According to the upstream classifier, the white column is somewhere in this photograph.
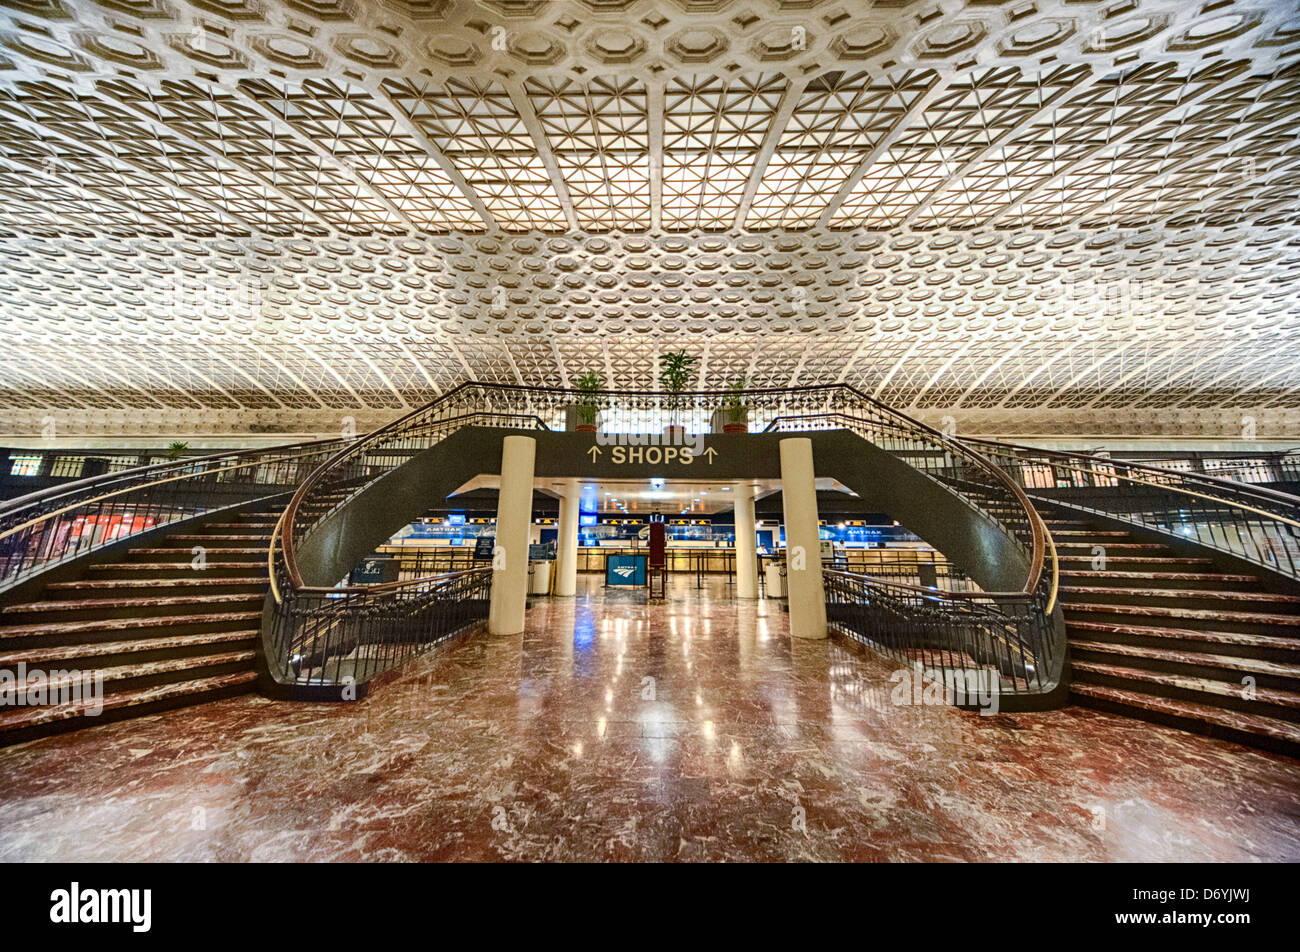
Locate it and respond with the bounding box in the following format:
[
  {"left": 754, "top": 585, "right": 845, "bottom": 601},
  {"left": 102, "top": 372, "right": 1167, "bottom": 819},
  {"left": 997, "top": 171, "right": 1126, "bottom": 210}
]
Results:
[
  {"left": 554, "top": 478, "right": 580, "bottom": 597},
  {"left": 733, "top": 484, "right": 758, "bottom": 599},
  {"left": 779, "top": 437, "right": 827, "bottom": 639},
  {"left": 489, "top": 435, "right": 536, "bottom": 636}
]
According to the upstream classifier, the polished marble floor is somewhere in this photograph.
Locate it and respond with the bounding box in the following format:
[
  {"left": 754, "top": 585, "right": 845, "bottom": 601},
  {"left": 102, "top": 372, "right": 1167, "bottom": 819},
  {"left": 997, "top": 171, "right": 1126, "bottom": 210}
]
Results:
[{"left": 1, "top": 575, "right": 1297, "bottom": 862}]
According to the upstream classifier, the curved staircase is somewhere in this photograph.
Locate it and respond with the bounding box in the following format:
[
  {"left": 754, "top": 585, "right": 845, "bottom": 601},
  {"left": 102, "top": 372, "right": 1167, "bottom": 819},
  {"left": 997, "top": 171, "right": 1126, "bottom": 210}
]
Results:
[
  {"left": 0, "top": 507, "right": 275, "bottom": 746},
  {"left": 1045, "top": 509, "right": 1300, "bottom": 757},
  {"left": 1, "top": 383, "right": 1298, "bottom": 761}
]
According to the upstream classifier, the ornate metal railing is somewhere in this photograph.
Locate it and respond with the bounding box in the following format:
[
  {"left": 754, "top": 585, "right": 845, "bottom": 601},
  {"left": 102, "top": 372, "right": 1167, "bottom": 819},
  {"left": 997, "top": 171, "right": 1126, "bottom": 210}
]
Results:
[
  {"left": 968, "top": 439, "right": 1300, "bottom": 581},
  {"left": 823, "top": 571, "right": 1056, "bottom": 703},
  {"left": 756, "top": 404, "right": 1060, "bottom": 704},
  {"left": 0, "top": 439, "right": 344, "bottom": 594},
  {"left": 1084, "top": 449, "right": 1300, "bottom": 488},
  {"left": 266, "top": 396, "right": 557, "bottom": 689},
  {"left": 267, "top": 566, "right": 492, "bottom": 688},
  {"left": 268, "top": 382, "right": 1063, "bottom": 704}
]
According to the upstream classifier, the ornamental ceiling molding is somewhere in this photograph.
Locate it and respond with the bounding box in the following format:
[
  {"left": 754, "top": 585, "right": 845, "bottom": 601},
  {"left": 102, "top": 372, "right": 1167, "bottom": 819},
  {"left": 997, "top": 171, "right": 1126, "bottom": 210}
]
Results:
[{"left": 0, "top": 0, "right": 1295, "bottom": 438}]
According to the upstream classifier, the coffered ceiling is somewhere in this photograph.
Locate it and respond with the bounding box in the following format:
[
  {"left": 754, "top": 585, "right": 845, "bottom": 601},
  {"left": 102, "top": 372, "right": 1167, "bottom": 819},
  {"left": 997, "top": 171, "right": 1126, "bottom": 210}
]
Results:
[{"left": 0, "top": 0, "right": 1297, "bottom": 440}]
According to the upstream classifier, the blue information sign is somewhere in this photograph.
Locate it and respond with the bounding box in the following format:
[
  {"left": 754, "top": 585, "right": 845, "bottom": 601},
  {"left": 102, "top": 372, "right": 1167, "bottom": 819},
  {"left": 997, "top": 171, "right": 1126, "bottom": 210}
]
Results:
[{"left": 605, "top": 554, "right": 646, "bottom": 586}]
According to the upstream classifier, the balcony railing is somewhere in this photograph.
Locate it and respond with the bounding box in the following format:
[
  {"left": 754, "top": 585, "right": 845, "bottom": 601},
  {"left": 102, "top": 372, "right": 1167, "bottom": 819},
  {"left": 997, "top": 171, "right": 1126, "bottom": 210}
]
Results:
[
  {"left": 968, "top": 439, "right": 1300, "bottom": 581},
  {"left": 0, "top": 439, "right": 344, "bottom": 595}
]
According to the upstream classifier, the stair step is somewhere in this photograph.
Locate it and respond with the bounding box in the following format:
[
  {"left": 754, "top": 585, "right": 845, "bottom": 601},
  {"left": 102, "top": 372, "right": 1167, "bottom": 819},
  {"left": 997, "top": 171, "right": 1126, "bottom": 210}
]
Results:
[
  {"left": 161, "top": 534, "right": 272, "bottom": 542},
  {"left": 1072, "top": 660, "right": 1300, "bottom": 711},
  {"left": 2, "top": 593, "right": 262, "bottom": 615},
  {"left": 87, "top": 562, "right": 265, "bottom": 575},
  {"left": 1066, "top": 620, "right": 1300, "bottom": 655},
  {"left": 1053, "top": 542, "right": 1171, "bottom": 551},
  {"left": 1064, "top": 602, "right": 1300, "bottom": 629},
  {"left": 126, "top": 548, "right": 264, "bottom": 562},
  {"left": 1071, "top": 682, "right": 1300, "bottom": 750},
  {"left": 0, "top": 611, "right": 262, "bottom": 644},
  {"left": 1051, "top": 530, "right": 1133, "bottom": 538},
  {"left": 1057, "top": 556, "right": 1214, "bottom": 566},
  {"left": 0, "top": 629, "right": 259, "bottom": 668},
  {"left": 0, "top": 670, "right": 257, "bottom": 739},
  {"left": 1059, "top": 571, "right": 1256, "bottom": 584},
  {"left": 128, "top": 547, "right": 265, "bottom": 554},
  {"left": 1061, "top": 585, "right": 1300, "bottom": 605},
  {"left": 1, "top": 650, "right": 254, "bottom": 693},
  {"left": 1069, "top": 639, "right": 1300, "bottom": 682},
  {"left": 45, "top": 577, "right": 266, "bottom": 592}
]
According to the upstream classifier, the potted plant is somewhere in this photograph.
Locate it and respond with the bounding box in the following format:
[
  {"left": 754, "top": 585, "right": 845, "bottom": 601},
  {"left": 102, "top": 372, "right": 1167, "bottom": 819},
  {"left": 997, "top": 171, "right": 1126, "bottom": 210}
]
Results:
[
  {"left": 658, "top": 349, "right": 698, "bottom": 440},
  {"left": 573, "top": 371, "right": 603, "bottom": 433},
  {"left": 165, "top": 440, "right": 189, "bottom": 460},
  {"left": 722, "top": 377, "right": 749, "bottom": 434}
]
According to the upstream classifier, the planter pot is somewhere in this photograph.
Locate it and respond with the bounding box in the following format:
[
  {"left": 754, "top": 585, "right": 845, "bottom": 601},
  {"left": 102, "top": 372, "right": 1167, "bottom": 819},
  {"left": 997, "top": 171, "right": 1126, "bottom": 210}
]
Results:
[
  {"left": 663, "top": 424, "right": 686, "bottom": 441},
  {"left": 565, "top": 404, "right": 600, "bottom": 431},
  {"left": 723, "top": 422, "right": 748, "bottom": 434}
]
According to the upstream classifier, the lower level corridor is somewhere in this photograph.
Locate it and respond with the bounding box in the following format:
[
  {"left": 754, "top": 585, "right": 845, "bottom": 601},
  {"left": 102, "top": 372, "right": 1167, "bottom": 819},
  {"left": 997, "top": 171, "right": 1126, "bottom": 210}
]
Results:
[{"left": 0, "top": 576, "right": 1297, "bottom": 862}]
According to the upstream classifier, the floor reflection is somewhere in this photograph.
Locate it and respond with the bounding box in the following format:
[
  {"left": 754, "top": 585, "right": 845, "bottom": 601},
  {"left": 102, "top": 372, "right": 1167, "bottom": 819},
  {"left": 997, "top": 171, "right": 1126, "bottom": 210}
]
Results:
[{"left": 0, "top": 574, "right": 1297, "bottom": 862}]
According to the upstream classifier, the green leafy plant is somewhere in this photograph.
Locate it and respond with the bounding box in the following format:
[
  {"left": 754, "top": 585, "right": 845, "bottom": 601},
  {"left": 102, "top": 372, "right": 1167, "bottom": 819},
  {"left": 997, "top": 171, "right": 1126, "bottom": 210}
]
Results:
[
  {"left": 658, "top": 350, "right": 699, "bottom": 429},
  {"left": 574, "top": 371, "right": 603, "bottom": 426},
  {"left": 658, "top": 350, "right": 698, "bottom": 395},
  {"left": 723, "top": 376, "right": 749, "bottom": 423},
  {"left": 165, "top": 440, "right": 189, "bottom": 460}
]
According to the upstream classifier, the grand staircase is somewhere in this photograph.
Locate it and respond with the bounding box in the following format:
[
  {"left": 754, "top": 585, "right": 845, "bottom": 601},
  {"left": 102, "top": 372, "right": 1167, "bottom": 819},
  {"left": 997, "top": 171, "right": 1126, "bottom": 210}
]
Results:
[
  {"left": 1045, "top": 509, "right": 1300, "bottom": 757},
  {"left": 0, "top": 507, "right": 274, "bottom": 746},
  {"left": 1, "top": 383, "right": 1298, "bottom": 760}
]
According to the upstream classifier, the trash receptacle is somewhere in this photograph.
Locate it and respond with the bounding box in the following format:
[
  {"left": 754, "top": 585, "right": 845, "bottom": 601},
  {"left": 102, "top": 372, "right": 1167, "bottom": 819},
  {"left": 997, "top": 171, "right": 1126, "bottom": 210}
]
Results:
[
  {"left": 529, "top": 560, "right": 551, "bottom": 595},
  {"left": 764, "top": 561, "right": 786, "bottom": 598}
]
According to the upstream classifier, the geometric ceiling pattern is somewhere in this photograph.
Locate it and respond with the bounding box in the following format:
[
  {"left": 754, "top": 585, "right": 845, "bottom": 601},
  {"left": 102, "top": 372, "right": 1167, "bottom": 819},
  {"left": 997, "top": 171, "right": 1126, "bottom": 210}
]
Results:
[{"left": 0, "top": 0, "right": 1298, "bottom": 440}]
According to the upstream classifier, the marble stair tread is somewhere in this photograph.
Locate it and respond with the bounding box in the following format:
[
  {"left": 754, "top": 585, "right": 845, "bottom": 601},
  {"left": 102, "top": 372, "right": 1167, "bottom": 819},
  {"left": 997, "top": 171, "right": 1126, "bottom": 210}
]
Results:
[
  {"left": 1060, "top": 585, "right": 1300, "bottom": 604},
  {"left": 0, "top": 593, "right": 263, "bottom": 615},
  {"left": 0, "top": 650, "right": 255, "bottom": 692},
  {"left": 1068, "top": 639, "right": 1300, "bottom": 680},
  {"left": 1056, "top": 556, "right": 1215, "bottom": 566},
  {"left": 0, "top": 670, "right": 257, "bottom": 734},
  {"left": 1070, "top": 682, "right": 1300, "bottom": 745},
  {"left": 1059, "top": 570, "right": 1258, "bottom": 584},
  {"left": 44, "top": 577, "right": 266, "bottom": 591},
  {"left": 1064, "top": 602, "right": 1300, "bottom": 627},
  {"left": 163, "top": 534, "right": 273, "bottom": 541},
  {"left": 130, "top": 546, "right": 266, "bottom": 553},
  {"left": 1066, "top": 619, "right": 1300, "bottom": 653},
  {"left": 1053, "top": 542, "right": 1172, "bottom": 551},
  {"left": 1050, "top": 530, "right": 1133, "bottom": 537},
  {"left": 1072, "top": 660, "right": 1300, "bottom": 710},
  {"left": 88, "top": 562, "right": 265, "bottom": 573},
  {"left": 0, "top": 629, "right": 259, "bottom": 667},
  {"left": 0, "top": 611, "right": 262, "bottom": 643}
]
